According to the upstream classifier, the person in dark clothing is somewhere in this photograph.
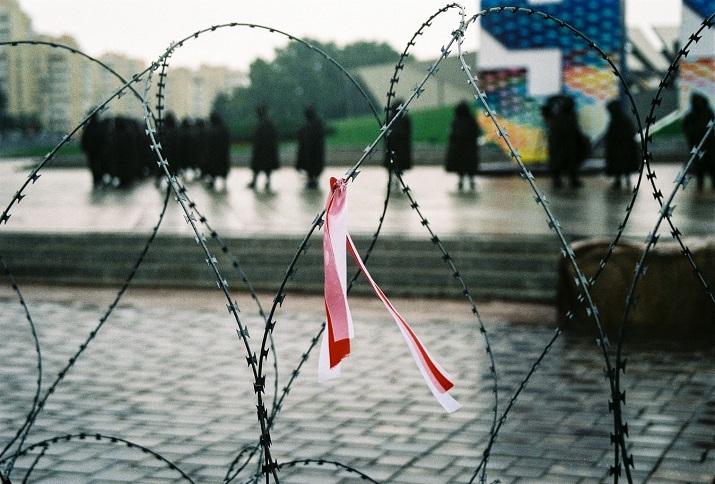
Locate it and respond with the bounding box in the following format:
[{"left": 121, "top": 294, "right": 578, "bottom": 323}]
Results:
[
  {"left": 542, "top": 94, "right": 589, "bottom": 189},
  {"left": 113, "top": 116, "right": 139, "bottom": 188},
  {"left": 248, "top": 105, "right": 279, "bottom": 191},
  {"left": 205, "top": 111, "right": 231, "bottom": 190},
  {"left": 153, "top": 112, "right": 179, "bottom": 186},
  {"left": 176, "top": 118, "right": 194, "bottom": 177},
  {"left": 296, "top": 106, "right": 325, "bottom": 189},
  {"left": 99, "top": 117, "right": 119, "bottom": 187},
  {"left": 445, "top": 101, "right": 480, "bottom": 191},
  {"left": 383, "top": 99, "right": 412, "bottom": 190},
  {"left": 604, "top": 99, "right": 640, "bottom": 190},
  {"left": 682, "top": 92, "right": 715, "bottom": 191},
  {"left": 80, "top": 112, "right": 106, "bottom": 188},
  {"left": 193, "top": 119, "right": 210, "bottom": 179}
]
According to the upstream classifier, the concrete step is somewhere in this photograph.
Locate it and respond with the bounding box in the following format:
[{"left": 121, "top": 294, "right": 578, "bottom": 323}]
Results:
[{"left": 0, "top": 232, "right": 563, "bottom": 302}]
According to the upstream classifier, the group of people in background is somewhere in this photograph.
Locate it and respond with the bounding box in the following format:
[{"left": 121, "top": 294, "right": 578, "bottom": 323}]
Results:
[
  {"left": 81, "top": 94, "right": 714, "bottom": 195},
  {"left": 387, "top": 91, "right": 713, "bottom": 195},
  {"left": 541, "top": 94, "right": 591, "bottom": 189},
  {"left": 601, "top": 92, "right": 714, "bottom": 193},
  {"left": 384, "top": 98, "right": 480, "bottom": 192},
  {"left": 541, "top": 92, "right": 714, "bottom": 193},
  {"left": 80, "top": 111, "right": 231, "bottom": 190},
  {"left": 248, "top": 105, "right": 326, "bottom": 191}
]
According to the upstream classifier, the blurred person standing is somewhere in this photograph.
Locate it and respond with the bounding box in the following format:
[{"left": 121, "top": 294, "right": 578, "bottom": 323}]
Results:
[
  {"left": 604, "top": 99, "right": 640, "bottom": 190},
  {"left": 383, "top": 99, "right": 412, "bottom": 190},
  {"left": 542, "top": 94, "right": 588, "bottom": 189},
  {"left": 682, "top": 92, "right": 715, "bottom": 191},
  {"left": 295, "top": 106, "right": 325, "bottom": 189},
  {"left": 248, "top": 105, "right": 279, "bottom": 191},
  {"left": 80, "top": 112, "right": 105, "bottom": 189},
  {"left": 206, "top": 111, "right": 231, "bottom": 190},
  {"left": 444, "top": 101, "right": 480, "bottom": 191}
]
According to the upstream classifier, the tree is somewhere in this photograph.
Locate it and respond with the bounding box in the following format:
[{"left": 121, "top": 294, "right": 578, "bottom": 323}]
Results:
[{"left": 215, "top": 39, "right": 398, "bottom": 141}]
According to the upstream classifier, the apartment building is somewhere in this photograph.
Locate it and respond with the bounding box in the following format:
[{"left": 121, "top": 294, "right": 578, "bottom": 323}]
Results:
[
  {"left": 0, "top": 0, "right": 37, "bottom": 120},
  {"left": 0, "top": 0, "right": 245, "bottom": 134}
]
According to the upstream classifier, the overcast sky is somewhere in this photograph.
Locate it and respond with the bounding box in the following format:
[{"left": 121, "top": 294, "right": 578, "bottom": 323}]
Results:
[{"left": 16, "top": 0, "right": 682, "bottom": 71}]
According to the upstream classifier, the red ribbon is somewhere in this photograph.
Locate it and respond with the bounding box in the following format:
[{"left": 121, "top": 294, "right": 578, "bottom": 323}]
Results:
[{"left": 320, "top": 177, "right": 460, "bottom": 412}]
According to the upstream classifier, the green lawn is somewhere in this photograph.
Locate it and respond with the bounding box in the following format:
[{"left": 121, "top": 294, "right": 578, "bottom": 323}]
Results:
[
  {"left": 325, "top": 104, "right": 684, "bottom": 147},
  {"left": 0, "top": 105, "right": 685, "bottom": 159},
  {"left": 326, "top": 105, "right": 455, "bottom": 146}
]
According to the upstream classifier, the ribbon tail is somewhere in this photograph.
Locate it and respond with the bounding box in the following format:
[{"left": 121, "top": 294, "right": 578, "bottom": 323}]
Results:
[
  {"left": 320, "top": 177, "right": 353, "bottom": 378},
  {"left": 318, "top": 323, "right": 341, "bottom": 381},
  {"left": 346, "top": 234, "right": 460, "bottom": 413},
  {"left": 393, "top": 316, "right": 462, "bottom": 413}
]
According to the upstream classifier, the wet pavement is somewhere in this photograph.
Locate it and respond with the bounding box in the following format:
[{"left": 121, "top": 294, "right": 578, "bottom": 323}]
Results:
[
  {"left": 0, "top": 158, "right": 714, "bottom": 240},
  {"left": 0, "top": 158, "right": 714, "bottom": 483},
  {"left": 0, "top": 285, "right": 714, "bottom": 483}
]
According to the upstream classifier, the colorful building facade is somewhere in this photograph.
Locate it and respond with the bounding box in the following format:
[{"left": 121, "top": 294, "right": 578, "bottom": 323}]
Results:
[
  {"left": 478, "top": 0, "right": 626, "bottom": 162},
  {"left": 678, "top": 1, "right": 715, "bottom": 112}
]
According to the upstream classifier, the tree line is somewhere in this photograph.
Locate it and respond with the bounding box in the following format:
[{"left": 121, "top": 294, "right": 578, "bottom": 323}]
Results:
[{"left": 211, "top": 39, "right": 400, "bottom": 143}]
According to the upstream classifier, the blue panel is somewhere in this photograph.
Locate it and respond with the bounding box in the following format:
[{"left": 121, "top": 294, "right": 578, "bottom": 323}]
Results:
[
  {"left": 683, "top": 0, "right": 715, "bottom": 19},
  {"left": 481, "top": 0, "right": 622, "bottom": 53}
]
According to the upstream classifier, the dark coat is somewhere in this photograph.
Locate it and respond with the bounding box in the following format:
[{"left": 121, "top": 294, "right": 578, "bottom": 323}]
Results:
[
  {"left": 383, "top": 110, "right": 412, "bottom": 171},
  {"left": 605, "top": 102, "right": 640, "bottom": 176},
  {"left": 543, "top": 95, "right": 588, "bottom": 172},
  {"left": 683, "top": 94, "right": 715, "bottom": 169},
  {"left": 80, "top": 114, "right": 105, "bottom": 184},
  {"left": 296, "top": 113, "right": 325, "bottom": 177},
  {"left": 113, "top": 117, "right": 139, "bottom": 186},
  {"left": 251, "top": 116, "right": 279, "bottom": 173},
  {"left": 445, "top": 103, "right": 479, "bottom": 175},
  {"left": 206, "top": 114, "right": 231, "bottom": 178},
  {"left": 158, "top": 113, "right": 180, "bottom": 176}
]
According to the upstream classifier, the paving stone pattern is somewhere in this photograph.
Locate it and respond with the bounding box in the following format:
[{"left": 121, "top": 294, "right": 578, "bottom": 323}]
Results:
[{"left": 1, "top": 294, "right": 713, "bottom": 483}]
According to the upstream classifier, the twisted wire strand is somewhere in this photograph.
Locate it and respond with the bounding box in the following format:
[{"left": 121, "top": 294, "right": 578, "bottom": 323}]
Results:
[
  {"left": 153, "top": 52, "right": 279, "bottom": 483},
  {"left": 141, "top": 66, "right": 283, "bottom": 480},
  {"left": 345, "top": 4, "right": 463, "bottom": 294},
  {"left": 8, "top": 433, "right": 194, "bottom": 483},
  {"left": 611, "top": 12, "right": 715, "bottom": 480},
  {"left": 373, "top": 15, "right": 503, "bottom": 482},
  {"left": 141, "top": 23, "right": 393, "bottom": 483},
  {"left": 0, "top": 40, "right": 173, "bottom": 480},
  {"left": 0, "top": 185, "right": 174, "bottom": 478},
  {"left": 0, "top": 255, "right": 42, "bottom": 476},
  {"left": 248, "top": 15, "right": 472, "bottom": 482},
  {"left": 276, "top": 458, "right": 380, "bottom": 483},
  {"left": 457, "top": 7, "right": 649, "bottom": 482}
]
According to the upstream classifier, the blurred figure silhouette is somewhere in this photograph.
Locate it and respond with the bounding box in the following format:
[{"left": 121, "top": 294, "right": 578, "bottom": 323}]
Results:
[
  {"left": 682, "top": 92, "right": 715, "bottom": 191},
  {"left": 112, "top": 116, "right": 139, "bottom": 188},
  {"left": 206, "top": 111, "right": 231, "bottom": 190},
  {"left": 542, "top": 94, "right": 589, "bottom": 189},
  {"left": 248, "top": 105, "right": 279, "bottom": 191},
  {"left": 296, "top": 106, "right": 325, "bottom": 189},
  {"left": 154, "top": 112, "right": 179, "bottom": 186},
  {"left": 80, "top": 112, "right": 105, "bottom": 189},
  {"left": 445, "top": 101, "right": 480, "bottom": 191},
  {"left": 383, "top": 98, "right": 412, "bottom": 190},
  {"left": 604, "top": 100, "right": 640, "bottom": 190}
]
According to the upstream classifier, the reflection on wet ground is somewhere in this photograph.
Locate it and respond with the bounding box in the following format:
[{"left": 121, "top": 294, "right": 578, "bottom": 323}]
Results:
[{"left": 1, "top": 159, "right": 713, "bottom": 241}]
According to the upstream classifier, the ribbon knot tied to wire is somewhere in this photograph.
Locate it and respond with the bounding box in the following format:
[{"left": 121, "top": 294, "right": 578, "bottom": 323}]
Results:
[{"left": 319, "top": 176, "right": 460, "bottom": 413}]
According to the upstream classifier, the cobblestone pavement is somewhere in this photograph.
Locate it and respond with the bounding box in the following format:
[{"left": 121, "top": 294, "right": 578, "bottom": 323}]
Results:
[{"left": 1, "top": 287, "right": 713, "bottom": 483}]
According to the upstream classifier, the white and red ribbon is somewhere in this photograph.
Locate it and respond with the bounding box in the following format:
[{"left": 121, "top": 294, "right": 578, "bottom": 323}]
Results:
[{"left": 320, "top": 176, "right": 460, "bottom": 413}]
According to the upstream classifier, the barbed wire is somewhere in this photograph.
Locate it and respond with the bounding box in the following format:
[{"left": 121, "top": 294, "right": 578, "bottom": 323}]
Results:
[{"left": 0, "top": 5, "right": 714, "bottom": 484}]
